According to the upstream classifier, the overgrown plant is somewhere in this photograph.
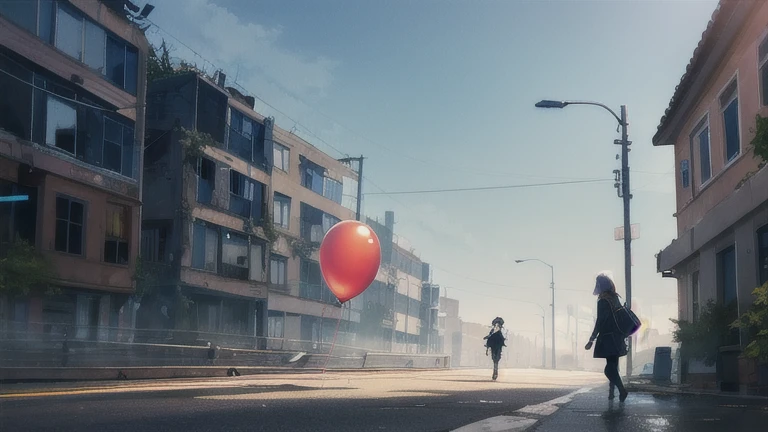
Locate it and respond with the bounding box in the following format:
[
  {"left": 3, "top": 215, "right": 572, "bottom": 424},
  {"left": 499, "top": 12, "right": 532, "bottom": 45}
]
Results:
[
  {"left": 0, "top": 240, "right": 56, "bottom": 297},
  {"left": 751, "top": 114, "right": 768, "bottom": 164},
  {"left": 289, "top": 237, "right": 319, "bottom": 260},
  {"left": 147, "top": 40, "right": 200, "bottom": 83},
  {"left": 132, "top": 255, "right": 157, "bottom": 301},
  {"left": 671, "top": 300, "right": 738, "bottom": 366},
  {"left": 731, "top": 282, "right": 768, "bottom": 363},
  {"left": 260, "top": 216, "right": 279, "bottom": 244},
  {"left": 180, "top": 127, "right": 218, "bottom": 166}
]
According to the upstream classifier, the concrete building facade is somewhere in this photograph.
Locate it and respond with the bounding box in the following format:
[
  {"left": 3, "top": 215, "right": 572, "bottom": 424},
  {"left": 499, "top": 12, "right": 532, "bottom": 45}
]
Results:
[
  {"left": 654, "top": 0, "right": 768, "bottom": 387},
  {"left": 0, "top": 0, "right": 149, "bottom": 340}
]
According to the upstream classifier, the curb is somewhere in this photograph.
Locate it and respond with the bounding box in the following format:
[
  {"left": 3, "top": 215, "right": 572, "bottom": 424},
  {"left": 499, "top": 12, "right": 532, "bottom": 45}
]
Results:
[
  {"left": 0, "top": 366, "right": 448, "bottom": 389},
  {"left": 626, "top": 382, "right": 768, "bottom": 400},
  {"left": 451, "top": 387, "right": 593, "bottom": 432}
]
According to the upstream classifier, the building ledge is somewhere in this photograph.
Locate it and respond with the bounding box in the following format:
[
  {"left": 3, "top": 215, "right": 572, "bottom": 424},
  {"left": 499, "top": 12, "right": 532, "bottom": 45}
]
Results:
[{"left": 658, "top": 163, "right": 768, "bottom": 271}]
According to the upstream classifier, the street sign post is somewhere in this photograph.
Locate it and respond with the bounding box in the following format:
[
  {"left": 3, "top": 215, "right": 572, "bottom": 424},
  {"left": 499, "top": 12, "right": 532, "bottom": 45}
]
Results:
[{"left": 614, "top": 224, "right": 639, "bottom": 241}]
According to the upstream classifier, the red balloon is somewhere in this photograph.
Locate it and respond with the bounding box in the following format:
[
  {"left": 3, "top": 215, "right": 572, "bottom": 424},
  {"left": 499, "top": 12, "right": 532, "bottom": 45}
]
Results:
[{"left": 319, "top": 220, "right": 381, "bottom": 303}]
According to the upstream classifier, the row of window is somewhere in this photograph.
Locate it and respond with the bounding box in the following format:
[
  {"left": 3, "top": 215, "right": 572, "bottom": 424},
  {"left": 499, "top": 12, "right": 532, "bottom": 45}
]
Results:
[
  {"left": 0, "top": 52, "right": 137, "bottom": 179},
  {"left": 0, "top": 0, "right": 139, "bottom": 95},
  {"left": 679, "top": 29, "right": 768, "bottom": 189},
  {"left": 54, "top": 195, "right": 129, "bottom": 265},
  {"left": 190, "top": 219, "right": 294, "bottom": 286},
  {"left": 682, "top": 78, "right": 740, "bottom": 188}
]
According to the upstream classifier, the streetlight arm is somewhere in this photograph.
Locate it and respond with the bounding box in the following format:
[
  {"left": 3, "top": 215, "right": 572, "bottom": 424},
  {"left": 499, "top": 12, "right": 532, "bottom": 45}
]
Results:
[{"left": 561, "top": 101, "right": 623, "bottom": 126}]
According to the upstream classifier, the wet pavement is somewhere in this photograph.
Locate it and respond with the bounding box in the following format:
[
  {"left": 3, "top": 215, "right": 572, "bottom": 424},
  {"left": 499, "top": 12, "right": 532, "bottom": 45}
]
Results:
[
  {"left": 533, "top": 385, "right": 768, "bottom": 432},
  {"left": 0, "top": 369, "right": 602, "bottom": 432}
]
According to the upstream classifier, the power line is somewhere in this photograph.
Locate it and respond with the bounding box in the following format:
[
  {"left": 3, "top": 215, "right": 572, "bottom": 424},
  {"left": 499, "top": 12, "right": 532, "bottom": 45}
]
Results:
[
  {"left": 432, "top": 264, "right": 585, "bottom": 293},
  {"left": 365, "top": 179, "right": 611, "bottom": 196}
]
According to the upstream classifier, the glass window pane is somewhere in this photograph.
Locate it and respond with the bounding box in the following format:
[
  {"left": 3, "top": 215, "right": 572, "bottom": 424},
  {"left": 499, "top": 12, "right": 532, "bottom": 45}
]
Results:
[
  {"left": 249, "top": 244, "right": 263, "bottom": 281},
  {"left": 68, "top": 222, "right": 83, "bottom": 254},
  {"left": 55, "top": 220, "right": 68, "bottom": 252},
  {"left": 724, "top": 100, "right": 740, "bottom": 161},
  {"left": 106, "top": 36, "right": 125, "bottom": 87},
  {"left": 69, "top": 201, "right": 84, "bottom": 224},
  {"left": 39, "top": 0, "right": 55, "bottom": 43},
  {"left": 122, "top": 126, "right": 134, "bottom": 177},
  {"left": 0, "top": 0, "right": 37, "bottom": 34},
  {"left": 205, "top": 227, "right": 218, "bottom": 272},
  {"left": 104, "top": 117, "right": 121, "bottom": 143},
  {"left": 83, "top": 21, "right": 105, "bottom": 72},
  {"left": 191, "top": 223, "right": 206, "bottom": 269},
  {"left": 762, "top": 65, "right": 768, "bottom": 107},
  {"left": 124, "top": 47, "right": 138, "bottom": 95},
  {"left": 103, "top": 142, "right": 121, "bottom": 173},
  {"left": 55, "top": 4, "right": 83, "bottom": 60},
  {"left": 56, "top": 197, "right": 69, "bottom": 220},
  {"left": 46, "top": 97, "right": 77, "bottom": 154},
  {"left": 117, "top": 241, "right": 129, "bottom": 265},
  {"left": 699, "top": 127, "right": 711, "bottom": 183},
  {"left": 104, "top": 240, "right": 117, "bottom": 263}
]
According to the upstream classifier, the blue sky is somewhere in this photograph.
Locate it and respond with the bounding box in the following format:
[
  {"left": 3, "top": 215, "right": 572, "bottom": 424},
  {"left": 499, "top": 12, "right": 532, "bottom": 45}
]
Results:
[{"left": 143, "top": 0, "right": 718, "bottom": 345}]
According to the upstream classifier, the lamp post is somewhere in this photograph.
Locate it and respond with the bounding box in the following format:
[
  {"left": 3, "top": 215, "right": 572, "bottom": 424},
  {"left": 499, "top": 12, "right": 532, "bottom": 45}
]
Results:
[
  {"left": 535, "top": 99, "right": 632, "bottom": 377},
  {"left": 516, "top": 258, "right": 555, "bottom": 370}
]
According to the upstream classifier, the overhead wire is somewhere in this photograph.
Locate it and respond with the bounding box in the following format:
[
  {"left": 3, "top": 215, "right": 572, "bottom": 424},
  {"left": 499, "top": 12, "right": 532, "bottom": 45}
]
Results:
[{"left": 364, "top": 179, "right": 612, "bottom": 196}]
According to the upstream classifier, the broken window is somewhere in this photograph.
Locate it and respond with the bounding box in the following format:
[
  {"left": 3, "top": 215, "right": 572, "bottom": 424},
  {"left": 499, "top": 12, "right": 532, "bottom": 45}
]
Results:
[
  {"left": 45, "top": 96, "right": 77, "bottom": 155},
  {"left": 196, "top": 157, "right": 216, "bottom": 205},
  {"left": 221, "top": 230, "right": 249, "bottom": 280},
  {"left": 55, "top": 196, "right": 85, "bottom": 255},
  {"left": 299, "top": 156, "right": 325, "bottom": 195},
  {"left": 229, "top": 170, "right": 253, "bottom": 218},
  {"left": 104, "top": 203, "right": 129, "bottom": 265}
]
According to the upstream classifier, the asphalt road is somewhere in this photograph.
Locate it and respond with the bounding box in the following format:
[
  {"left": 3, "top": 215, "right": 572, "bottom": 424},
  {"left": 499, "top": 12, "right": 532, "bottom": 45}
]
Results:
[{"left": 0, "top": 369, "right": 602, "bottom": 432}]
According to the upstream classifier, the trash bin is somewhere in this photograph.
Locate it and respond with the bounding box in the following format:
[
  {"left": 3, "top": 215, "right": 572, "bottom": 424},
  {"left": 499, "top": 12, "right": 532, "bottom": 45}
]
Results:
[{"left": 653, "top": 346, "right": 672, "bottom": 383}]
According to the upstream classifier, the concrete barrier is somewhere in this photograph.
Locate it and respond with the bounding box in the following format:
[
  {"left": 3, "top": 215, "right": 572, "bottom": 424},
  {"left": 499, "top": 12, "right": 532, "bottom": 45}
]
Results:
[{"left": 363, "top": 353, "right": 451, "bottom": 369}]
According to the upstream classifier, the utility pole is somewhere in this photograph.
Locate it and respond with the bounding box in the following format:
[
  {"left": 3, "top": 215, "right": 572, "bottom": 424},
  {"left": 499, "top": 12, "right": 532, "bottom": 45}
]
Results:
[
  {"left": 550, "top": 266, "right": 556, "bottom": 370},
  {"left": 337, "top": 155, "right": 364, "bottom": 221},
  {"left": 620, "top": 105, "right": 633, "bottom": 378}
]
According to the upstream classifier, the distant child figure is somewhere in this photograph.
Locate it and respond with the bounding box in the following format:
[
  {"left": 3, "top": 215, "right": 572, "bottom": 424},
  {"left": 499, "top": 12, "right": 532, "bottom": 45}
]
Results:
[{"left": 484, "top": 317, "right": 506, "bottom": 381}]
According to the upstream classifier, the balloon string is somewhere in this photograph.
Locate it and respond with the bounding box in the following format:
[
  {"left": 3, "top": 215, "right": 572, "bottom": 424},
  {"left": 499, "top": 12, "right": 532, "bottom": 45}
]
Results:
[{"left": 321, "top": 301, "right": 345, "bottom": 388}]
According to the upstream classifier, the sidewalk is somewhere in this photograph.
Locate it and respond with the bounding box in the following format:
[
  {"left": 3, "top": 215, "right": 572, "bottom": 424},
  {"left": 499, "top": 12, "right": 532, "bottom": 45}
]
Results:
[
  {"left": 532, "top": 384, "right": 768, "bottom": 432},
  {"left": 626, "top": 376, "right": 768, "bottom": 399}
]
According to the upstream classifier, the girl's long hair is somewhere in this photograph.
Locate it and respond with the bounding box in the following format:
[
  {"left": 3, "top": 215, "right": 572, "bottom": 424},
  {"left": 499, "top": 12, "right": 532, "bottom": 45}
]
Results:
[{"left": 593, "top": 271, "right": 618, "bottom": 298}]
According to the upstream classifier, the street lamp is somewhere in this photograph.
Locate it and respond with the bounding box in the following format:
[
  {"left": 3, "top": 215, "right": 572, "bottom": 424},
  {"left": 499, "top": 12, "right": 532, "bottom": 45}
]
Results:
[
  {"left": 535, "top": 99, "right": 633, "bottom": 377},
  {"left": 516, "top": 258, "right": 556, "bottom": 369}
]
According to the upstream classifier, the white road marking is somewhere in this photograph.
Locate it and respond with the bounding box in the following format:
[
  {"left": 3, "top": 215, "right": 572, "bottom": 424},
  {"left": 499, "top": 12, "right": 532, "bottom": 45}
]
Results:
[
  {"left": 452, "top": 416, "right": 537, "bottom": 432},
  {"left": 451, "top": 387, "right": 594, "bottom": 432}
]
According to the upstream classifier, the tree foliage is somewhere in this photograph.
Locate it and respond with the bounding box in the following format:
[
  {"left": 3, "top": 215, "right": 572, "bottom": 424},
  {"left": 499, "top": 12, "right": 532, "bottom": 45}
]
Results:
[
  {"left": 750, "top": 114, "right": 768, "bottom": 164},
  {"left": 732, "top": 282, "right": 768, "bottom": 363},
  {"left": 179, "top": 127, "right": 218, "bottom": 165},
  {"left": 671, "top": 300, "right": 737, "bottom": 366},
  {"left": 147, "top": 40, "right": 199, "bottom": 83},
  {"left": 0, "top": 240, "right": 56, "bottom": 297}
]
